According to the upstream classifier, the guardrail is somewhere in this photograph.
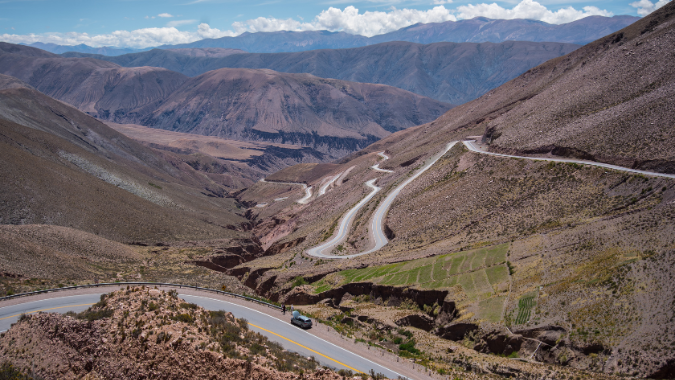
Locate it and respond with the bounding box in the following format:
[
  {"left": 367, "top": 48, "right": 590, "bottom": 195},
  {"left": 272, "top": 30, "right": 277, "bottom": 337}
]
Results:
[{"left": 0, "top": 282, "right": 281, "bottom": 310}]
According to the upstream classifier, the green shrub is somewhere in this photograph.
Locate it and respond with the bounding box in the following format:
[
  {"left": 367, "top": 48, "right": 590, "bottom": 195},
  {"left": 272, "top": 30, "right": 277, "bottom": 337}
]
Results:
[
  {"left": 399, "top": 340, "right": 420, "bottom": 355},
  {"left": 77, "top": 308, "right": 114, "bottom": 321},
  {"left": 0, "top": 361, "right": 36, "bottom": 379},
  {"left": 396, "top": 328, "right": 413, "bottom": 339},
  {"left": 171, "top": 313, "right": 194, "bottom": 324},
  {"left": 291, "top": 276, "right": 308, "bottom": 288},
  {"left": 237, "top": 317, "right": 248, "bottom": 331}
]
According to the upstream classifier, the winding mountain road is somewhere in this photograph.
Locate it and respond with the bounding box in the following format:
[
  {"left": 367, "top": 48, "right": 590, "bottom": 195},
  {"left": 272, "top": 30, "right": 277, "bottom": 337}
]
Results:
[
  {"left": 371, "top": 152, "right": 394, "bottom": 173},
  {"left": 308, "top": 143, "right": 456, "bottom": 259},
  {"left": 259, "top": 178, "right": 313, "bottom": 204},
  {"left": 318, "top": 172, "right": 343, "bottom": 196},
  {"left": 307, "top": 139, "right": 675, "bottom": 259},
  {"left": 463, "top": 140, "right": 675, "bottom": 179},
  {"left": 306, "top": 179, "right": 381, "bottom": 258},
  {"left": 0, "top": 288, "right": 414, "bottom": 379}
]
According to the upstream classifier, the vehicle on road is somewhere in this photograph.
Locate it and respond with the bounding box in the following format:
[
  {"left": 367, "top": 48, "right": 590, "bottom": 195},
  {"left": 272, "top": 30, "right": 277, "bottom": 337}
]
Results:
[{"left": 291, "top": 310, "right": 312, "bottom": 329}]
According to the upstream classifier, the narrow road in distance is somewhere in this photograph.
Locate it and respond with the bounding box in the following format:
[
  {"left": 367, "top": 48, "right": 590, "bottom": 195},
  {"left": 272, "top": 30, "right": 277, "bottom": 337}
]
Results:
[
  {"left": 306, "top": 179, "right": 381, "bottom": 258},
  {"left": 307, "top": 138, "right": 675, "bottom": 260},
  {"left": 307, "top": 142, "right": 456, "bottom": 259},
  {"left": 259, "top": 178, "right": 313, "bottom": 204},
  {"left": 463, "top": 140, "right": 675, "bottom": 179}
]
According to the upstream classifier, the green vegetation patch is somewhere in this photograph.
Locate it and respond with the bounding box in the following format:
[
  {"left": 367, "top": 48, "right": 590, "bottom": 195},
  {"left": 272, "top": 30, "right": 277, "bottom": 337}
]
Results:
[
  {"left": 515, "top": 292, "right": 537, "bottom": 325},
  {"left": 485, "top": 265, "right": 509, "bottom": 287},
  {"left": 311, "top": 243, "right": 510, "bottom": 296}
]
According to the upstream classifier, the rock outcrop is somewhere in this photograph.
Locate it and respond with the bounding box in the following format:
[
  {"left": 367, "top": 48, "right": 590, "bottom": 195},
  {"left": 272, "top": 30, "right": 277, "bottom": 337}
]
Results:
[{"left": 0, "top": 287, "right": 345, "bottom": 380}]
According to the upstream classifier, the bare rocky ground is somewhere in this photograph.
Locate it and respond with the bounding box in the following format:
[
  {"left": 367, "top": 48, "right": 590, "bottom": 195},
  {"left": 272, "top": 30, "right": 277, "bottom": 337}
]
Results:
[
  {"left": 0, "top": 228, "right": 254, "bottom": 297},
  {"left": 0, "top": 287, "right": 346, "bottom": 380}
]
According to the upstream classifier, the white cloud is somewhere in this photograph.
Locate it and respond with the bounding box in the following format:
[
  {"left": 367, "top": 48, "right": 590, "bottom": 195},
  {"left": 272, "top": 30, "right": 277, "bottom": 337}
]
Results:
[
  {"left": 166, "top": 19, "right": 198, "bottom": 27},
  {"left": 433, "top": 0, "right": 452, "bottom": 4},
  {"left": 0, "top": 26, "right": 224, "bottom": 49},
  {"left": 232, "top": 6, "right": 457, "bottom": 37},
  {"left": 630, "top": 0, "right": 671, "bottom": 16},
  {"left": 456, "top": 0, "right": 612, "bottom": 24},
  {"left": 0, "top": 1, "right": 617, "bottom": 48},
  {"left": 158, "top": 13, "right": 174, "bottom": 18}
]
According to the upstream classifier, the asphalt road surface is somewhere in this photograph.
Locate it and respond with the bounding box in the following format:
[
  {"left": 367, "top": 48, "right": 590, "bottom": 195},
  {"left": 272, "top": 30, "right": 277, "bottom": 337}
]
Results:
[
  {"left": 308, "top": 142, "right": 457, "bottom": 259},
  {"left": 371, "top": 152, "right": 394, "bottom": 173},
  {"left": 307, "top": 138, "right": 675, "bottom": 259},
  {"left": 319, "top": 172, "right": 343, "bottom": 196},
  {"left": 259, "top": 178, "right": 314, "bottom": 204},
  {"left": 306, "top": 179, "right": 381, "bottom": 259},
  {"left": 0, "top": 293, "right": 409, "bottom": 379},
  {"left": 464, "top": 140, "right": 675, "bottom": 179}
]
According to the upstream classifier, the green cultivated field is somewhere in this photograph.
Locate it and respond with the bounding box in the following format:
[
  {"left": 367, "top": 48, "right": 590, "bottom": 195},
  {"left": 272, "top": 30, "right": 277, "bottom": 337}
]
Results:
[
  {"left": 515, "top": 292, "right": 537, "bottom": 325},
  {"left": 312, "top": 243, "right": 512, "bottom": 322},
  {"left": 316, "top": 243, "right": 510, "bottom": 298}
]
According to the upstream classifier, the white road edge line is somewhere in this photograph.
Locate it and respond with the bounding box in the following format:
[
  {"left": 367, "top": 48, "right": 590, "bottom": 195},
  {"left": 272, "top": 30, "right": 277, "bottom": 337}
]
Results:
[{"left": 180, "top": 294, "right": 412, "bottom": 380}]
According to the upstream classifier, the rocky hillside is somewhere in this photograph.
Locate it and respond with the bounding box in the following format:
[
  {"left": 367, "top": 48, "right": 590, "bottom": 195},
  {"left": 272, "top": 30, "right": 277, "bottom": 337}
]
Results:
[
  {"left": 65, "top": 40, "right": 580, "bottom": 105},
  {"left": 0, "top": 287, "right": 344, "bottom": 380},
  {"left": 0, "top": 74, "right": 250, "bottom": 243},
  {"left": 134, "top": 68, "right": 452, "bottom": 155},
  {"left": 469, "top": 6, "right": 675, "bottom": 174}
]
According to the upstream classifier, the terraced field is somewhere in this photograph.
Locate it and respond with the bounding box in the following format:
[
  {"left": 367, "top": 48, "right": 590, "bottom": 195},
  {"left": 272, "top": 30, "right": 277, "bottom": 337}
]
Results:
[
  {"left": 515, "top": 292, "right": 537, "bottom": 325},
  {"left": 315, "top": 244, "right": 510, "bottom": 302}
]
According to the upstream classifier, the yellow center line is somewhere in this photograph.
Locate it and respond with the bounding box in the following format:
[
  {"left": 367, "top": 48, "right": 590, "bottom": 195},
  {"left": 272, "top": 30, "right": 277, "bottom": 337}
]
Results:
[
  {"left": 249, "top": 323, "right": 363, "bottom": 374},
  {"left": 0, "top": 303, "right": 95, "bottom": 321}
]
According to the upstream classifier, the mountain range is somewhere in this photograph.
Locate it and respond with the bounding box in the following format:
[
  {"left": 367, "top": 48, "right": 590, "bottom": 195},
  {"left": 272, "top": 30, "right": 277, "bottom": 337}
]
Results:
[
  {"left": 27, "top": 15, "right": 638, "bottom": 57},
  {"left": 0, "top": 73, "right": 251, "bottom": 243},
  {"left": 0, "top": 4, "right": 674, "bottom": 380},
  {"left": 62, "top": 40, "right": 580, "bottom": 105},
  {"left": 165, "top": 15, "right": 637, "bottom": 53},
  {"left": 25, "top": 42, "right": 144, "bottom": 56},
  {"left": 0, "top": 43, "right": 453, "bottom": 157}
]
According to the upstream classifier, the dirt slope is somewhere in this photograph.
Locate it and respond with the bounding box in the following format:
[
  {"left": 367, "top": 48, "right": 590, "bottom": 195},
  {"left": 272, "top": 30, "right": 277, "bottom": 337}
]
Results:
[
  {"left": 432, "top": 3, "right": 675, "bottom": 174},
  {"left": 0, "top": 43, "right": 188, "bottom": 120},
  {"left": 0, "top": 80, "right": 248, "bottom": 243}
]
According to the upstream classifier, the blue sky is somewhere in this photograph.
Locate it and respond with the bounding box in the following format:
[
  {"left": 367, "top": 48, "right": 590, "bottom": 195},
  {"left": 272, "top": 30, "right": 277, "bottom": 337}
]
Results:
[{"left": 0, "top": 0, "right": 670, "bottom": 48}]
